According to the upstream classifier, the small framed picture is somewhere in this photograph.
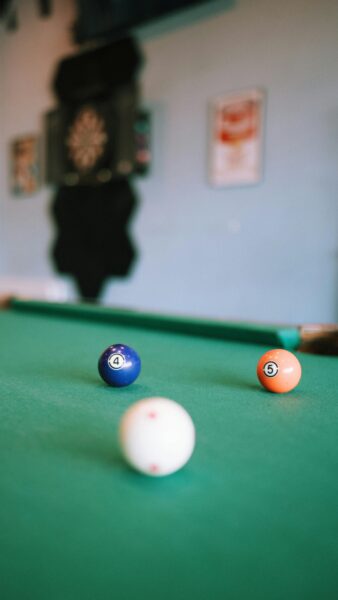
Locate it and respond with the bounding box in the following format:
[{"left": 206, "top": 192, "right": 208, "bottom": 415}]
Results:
[
  {"left": 209, "top": 88, "right": 265, "bottom": 187},
  {"left": 10, "top": 135, "right": 41, "bottom": 196}
]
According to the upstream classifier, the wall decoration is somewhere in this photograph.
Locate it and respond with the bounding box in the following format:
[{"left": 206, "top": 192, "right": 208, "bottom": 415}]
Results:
[
  {"left": 48, "top": 37, "right": 141, "bottom": 301},
  {"left": 10, "top": 135, "right": 40, "bottom": 196},
  {"left": 209, "top": 88, "right": 264, "bottom": 187},
  {"left": 66, "top": 105, "right": 108, "bottom": 174},
  {"left": 46, "top": 37, "right": 143, "bottom": 187},
  {"left": 134, "top": 110, "right": 151, "bottom": 175}
]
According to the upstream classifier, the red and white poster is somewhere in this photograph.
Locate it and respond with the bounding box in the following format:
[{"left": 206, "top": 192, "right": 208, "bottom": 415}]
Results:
[{"left": 209, "top": 88, "right": 264, "bottom": 187}]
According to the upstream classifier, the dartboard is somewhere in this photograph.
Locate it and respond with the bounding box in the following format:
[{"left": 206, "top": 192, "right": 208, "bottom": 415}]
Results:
[{"left": 66, "top": 106, "right": 108, "bottom": 172}]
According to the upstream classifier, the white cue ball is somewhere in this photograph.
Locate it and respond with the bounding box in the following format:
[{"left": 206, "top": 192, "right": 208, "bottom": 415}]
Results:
[{"left": 119, "top": 397, "right": 196, "bottom": 477}]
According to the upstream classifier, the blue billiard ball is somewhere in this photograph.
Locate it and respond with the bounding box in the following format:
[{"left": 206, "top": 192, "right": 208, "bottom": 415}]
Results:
[{"left": 98, "top": 344, "right": 141, "bottom": 387}]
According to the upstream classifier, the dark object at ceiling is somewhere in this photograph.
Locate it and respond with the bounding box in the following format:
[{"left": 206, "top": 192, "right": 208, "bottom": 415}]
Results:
[
  {"left": 0, "top": 0, "right": 52, "bottom": 30},
  {"left": 0, "top": 0, "right": 12, "bottom": 17},
  {"left": 73, "top": 0, "right": 215, "bottom": 43},
  {"left": 0, "top": 0, "right": 17, "bottom": 29},
  {"left": 0, "top": 0, "right": 51, "bottom": 15},
  {"left": 51, "top": 180, "right": 138, "bottom": 301},
  {"left": 38, "top": 0, "right": 52, "bottom": 17}
]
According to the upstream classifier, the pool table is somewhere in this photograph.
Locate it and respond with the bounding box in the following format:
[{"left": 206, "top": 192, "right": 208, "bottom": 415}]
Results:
[{"left": 1, "top": 300, "right": 337, "bottom": 600}]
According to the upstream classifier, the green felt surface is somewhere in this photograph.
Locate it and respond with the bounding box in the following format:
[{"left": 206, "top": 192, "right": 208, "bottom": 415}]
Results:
[{"left": 0, "top": 303, "right": 337, "bottom": 600}]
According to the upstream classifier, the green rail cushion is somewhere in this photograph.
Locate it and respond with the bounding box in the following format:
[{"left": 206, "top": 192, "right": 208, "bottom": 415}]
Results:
[{"left": 10, "top": 299, "right": 301, "bottom": 350}]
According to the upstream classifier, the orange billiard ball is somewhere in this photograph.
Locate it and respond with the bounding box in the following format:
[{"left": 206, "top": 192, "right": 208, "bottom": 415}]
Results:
[{"left": 257, "top": 349, "right": 302, "bottom": 393}]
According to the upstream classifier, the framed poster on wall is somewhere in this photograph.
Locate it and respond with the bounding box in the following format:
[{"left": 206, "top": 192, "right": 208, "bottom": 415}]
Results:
[
  {"left": 209, "top": 88, "right": 265, "bottom": 187},
  {"left": 10, "top": 135, "right": 41, "bottom": 196}
]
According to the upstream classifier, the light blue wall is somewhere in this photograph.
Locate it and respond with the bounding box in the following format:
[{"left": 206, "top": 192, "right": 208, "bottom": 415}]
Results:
[
  {"left": 102, "top": 0, "right": 338, "bottom": 323},
  {"left": 0, "top": 0, "right": 76, "bottom": 281},
  {"left": 1, "top": 0, "right": 337, "bottom": 323}
]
